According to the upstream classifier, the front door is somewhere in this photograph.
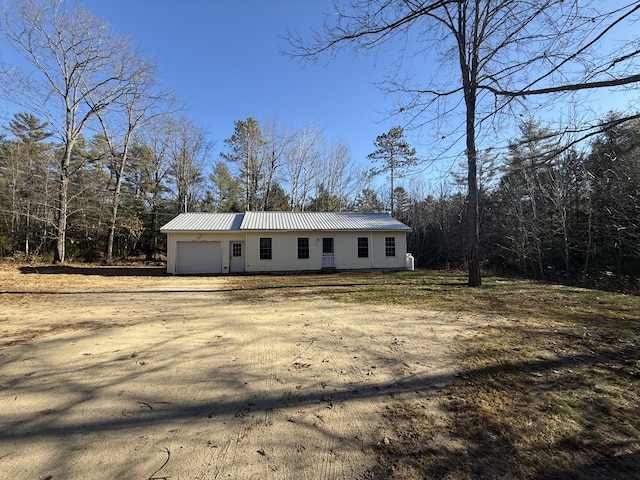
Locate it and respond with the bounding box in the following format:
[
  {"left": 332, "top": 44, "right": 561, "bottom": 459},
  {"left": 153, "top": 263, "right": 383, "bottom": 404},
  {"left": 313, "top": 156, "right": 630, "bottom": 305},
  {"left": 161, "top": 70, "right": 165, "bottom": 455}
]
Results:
[
  {"left": 322, "top": 237, "right": 335, "bottom": 268},
  {"left": 229, "top": 241, "right": 245, "bottom": 273}
]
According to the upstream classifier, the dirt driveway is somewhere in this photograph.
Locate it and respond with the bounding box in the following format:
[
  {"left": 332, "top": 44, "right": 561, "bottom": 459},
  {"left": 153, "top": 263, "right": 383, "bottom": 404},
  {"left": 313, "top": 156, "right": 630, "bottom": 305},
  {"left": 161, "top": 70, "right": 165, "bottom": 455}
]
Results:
[{"left": 0, "top": 266, "right": 472, "bottom": 479}]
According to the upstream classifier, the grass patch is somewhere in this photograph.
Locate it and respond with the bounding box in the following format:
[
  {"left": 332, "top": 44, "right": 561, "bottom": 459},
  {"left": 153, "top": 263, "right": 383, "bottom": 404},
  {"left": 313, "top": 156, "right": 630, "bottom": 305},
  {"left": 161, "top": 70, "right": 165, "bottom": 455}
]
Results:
[{"left": 231, "top": 270, "right": 640, "bottom": 479}]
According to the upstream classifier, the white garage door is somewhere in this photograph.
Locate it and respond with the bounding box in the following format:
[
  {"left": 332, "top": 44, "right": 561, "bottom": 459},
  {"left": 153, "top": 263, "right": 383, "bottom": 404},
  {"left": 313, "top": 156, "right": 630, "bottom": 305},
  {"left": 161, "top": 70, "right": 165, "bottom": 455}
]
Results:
[{"left": 176, "top": 241, "right": 222, "bottom": 274}]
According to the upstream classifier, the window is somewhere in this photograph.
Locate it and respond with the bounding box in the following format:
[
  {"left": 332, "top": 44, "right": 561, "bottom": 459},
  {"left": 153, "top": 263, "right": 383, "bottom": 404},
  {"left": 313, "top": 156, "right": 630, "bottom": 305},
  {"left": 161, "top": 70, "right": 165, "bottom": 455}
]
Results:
[
  {"left": 385, "top": 237, "right": 396, "bottom": 257},
  {"left": 322, "top": 237, "right": 334, "bottom": 254},
  {"left": 298, "top": 237, "right": 309, "bottom": 259},
  {"left": 232, "top": 242, "right": 242, "bottom": 257},
  {"left": 357, "top": 237, "right": 369, "bottom": 258},
  {"left": 259, "top": 238, "right": 272, "bottom": 260}
]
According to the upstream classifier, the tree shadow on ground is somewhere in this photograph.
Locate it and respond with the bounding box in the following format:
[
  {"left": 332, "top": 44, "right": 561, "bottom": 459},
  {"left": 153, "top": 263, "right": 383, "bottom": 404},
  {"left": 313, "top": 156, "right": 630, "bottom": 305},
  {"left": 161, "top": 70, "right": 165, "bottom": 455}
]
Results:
[
  {"left": 3, "top": 335, "right": 637, "bottom": 479},
  {"left": 373, "top": 338, "right": 640, "bottom": 479},
  {"left": 19, "top": 265, "right": 167, "bottom": 276}
]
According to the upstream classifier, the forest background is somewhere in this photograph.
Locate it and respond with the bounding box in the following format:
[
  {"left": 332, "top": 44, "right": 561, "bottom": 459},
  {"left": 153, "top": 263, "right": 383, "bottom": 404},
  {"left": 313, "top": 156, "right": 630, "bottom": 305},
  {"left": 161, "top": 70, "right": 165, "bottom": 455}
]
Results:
[{"left": 0, "top": 0, "right": 639, "bottom": 291}]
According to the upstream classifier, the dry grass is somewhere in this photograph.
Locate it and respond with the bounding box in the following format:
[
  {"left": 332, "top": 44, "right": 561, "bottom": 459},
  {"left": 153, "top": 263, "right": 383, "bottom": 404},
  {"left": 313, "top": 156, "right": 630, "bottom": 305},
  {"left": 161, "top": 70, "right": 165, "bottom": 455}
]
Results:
[{"left": 231, "top": 270, "right": 640, "bottom": 479}]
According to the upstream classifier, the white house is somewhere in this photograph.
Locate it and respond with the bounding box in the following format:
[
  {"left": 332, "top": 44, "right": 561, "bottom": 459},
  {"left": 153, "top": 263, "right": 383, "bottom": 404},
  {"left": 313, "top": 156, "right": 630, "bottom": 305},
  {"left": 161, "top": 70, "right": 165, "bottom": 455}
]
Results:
[{"left": 160, "top": 211, "right": 412, "bottom": 274}]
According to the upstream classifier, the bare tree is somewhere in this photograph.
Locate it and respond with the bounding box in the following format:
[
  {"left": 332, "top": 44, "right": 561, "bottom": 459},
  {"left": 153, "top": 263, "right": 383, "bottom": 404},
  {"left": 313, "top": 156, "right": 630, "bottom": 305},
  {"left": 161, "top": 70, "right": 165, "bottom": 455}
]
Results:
[
  {"left": 95, "top": 63, "right": 175, "bottom": 264},
  {"left": 317, "top": 139, "right": 364, "bottom": 211},
  {"left": 289, "top": 0, "right": 640, "bottom": 286},
  {"left": 260, "top": 118, "right": 293, "bottom": 210},
  {"left": 167, "top": 116, "right": 210, "bottom": 213},
  {"left": 1, "top": 0, "right": 146, "bottom": 262},
  {"left": 130, "top": 118, "right": 173, "bottom": 260},
  {"left": 285, "top": 124, "right": 323, "bottom": 211}
]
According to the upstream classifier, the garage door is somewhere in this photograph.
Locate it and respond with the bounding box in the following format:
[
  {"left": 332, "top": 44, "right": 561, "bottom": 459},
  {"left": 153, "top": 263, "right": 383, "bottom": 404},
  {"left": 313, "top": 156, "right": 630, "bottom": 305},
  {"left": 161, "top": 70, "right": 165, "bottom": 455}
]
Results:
[{"left": 176, "top": 241, "right": 222, "bottom": 274}]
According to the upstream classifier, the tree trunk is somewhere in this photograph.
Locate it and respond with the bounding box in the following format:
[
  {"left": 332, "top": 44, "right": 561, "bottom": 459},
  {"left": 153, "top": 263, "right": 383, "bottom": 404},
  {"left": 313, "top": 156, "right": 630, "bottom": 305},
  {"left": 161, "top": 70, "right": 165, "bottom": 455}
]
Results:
[
  {"left": 466, "top": 141, "right": 481, "bottom": 287},
  {"left": 105, "top": 175, "right": 123, "bottom": 265},
  {"left": 147, "top": 203, "right": 159, "bottom": 261},
  {"left": 105, "top": 145, "right": 129, "bottom": 265},
  {"left": 390, "top": 155, "right": 395, "bottom": 217},
  {"left": 262, "top": 149, "right": 277, "bottom": 211},
  {"left": 54, "top": 141, "right": 74, "bottom": 264},
  {"left": 583, "top": 195, "right": 593, "bottom": 274},
  {"left": 54, "top": 172, "right": 68, "bottom": 263},
  {"left": 460, "top": 8, "right": 481, "bottom": 287},
  {"left": 25, "top": 200, "right": 31, "bottom": 256},
  {"left": 562, "top": 206, "right": 571, "bottom": 276}
]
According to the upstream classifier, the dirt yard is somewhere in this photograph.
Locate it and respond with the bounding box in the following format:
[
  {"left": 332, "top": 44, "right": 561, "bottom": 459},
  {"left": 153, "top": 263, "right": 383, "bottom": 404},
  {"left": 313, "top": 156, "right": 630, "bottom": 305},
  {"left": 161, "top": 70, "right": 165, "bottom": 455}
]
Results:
[{"left": 0, "top": 265, "right": 473, "bottom": 479}]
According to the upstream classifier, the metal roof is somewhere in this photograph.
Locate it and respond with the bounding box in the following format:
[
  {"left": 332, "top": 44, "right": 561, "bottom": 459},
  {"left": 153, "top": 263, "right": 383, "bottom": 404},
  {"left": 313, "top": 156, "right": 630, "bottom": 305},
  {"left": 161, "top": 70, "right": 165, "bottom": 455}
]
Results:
[
  {"left": 241, "top": 211, "right": 411, "bottom": 231},
  {"left": 160, "top": 212, "right": 244, "bottom": 232},
  {"left": 161, "top": 212, "right": 411, "bottom": 232}
]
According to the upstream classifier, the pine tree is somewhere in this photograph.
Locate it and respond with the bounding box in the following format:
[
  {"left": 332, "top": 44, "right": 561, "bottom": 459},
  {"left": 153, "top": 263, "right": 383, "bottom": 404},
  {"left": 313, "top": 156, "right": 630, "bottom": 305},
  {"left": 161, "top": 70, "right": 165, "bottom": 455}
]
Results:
[{"left": 368, "top": 126, "right": 418, "bottom": 217}]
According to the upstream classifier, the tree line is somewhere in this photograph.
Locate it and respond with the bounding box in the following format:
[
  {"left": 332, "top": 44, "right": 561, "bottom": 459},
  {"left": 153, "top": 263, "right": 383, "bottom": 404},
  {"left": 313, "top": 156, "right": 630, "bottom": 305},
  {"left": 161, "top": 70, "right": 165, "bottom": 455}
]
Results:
[
  {"left": 401, "top": 116, "right": 640, "bottom": 285},
  {"left": 0, "top": 105, "right": 404, "bottom": 262},
  {"left": 2, "top": 106, "right": 639, "bottom": 286}
]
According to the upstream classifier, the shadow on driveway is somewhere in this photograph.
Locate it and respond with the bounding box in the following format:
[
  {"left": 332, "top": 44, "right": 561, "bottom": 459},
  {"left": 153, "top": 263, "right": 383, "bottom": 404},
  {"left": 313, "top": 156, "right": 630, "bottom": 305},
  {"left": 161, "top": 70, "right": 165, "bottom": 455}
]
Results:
[{"left": 19, "top": 265, "right": 167, "bottom": 277}]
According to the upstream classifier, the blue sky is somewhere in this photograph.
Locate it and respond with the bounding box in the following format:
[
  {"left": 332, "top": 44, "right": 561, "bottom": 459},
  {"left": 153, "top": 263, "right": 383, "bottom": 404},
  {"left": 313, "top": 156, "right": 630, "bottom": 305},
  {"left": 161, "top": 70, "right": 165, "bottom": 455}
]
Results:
[
  {"left": 81, "top": 1, "right": 640, "bottom": 186},
  {"left": 82, "top": 0, "right": 407, "bottom": 179},
  {"left": 2, "top": 1, "right": 638, "bottom": 193}
]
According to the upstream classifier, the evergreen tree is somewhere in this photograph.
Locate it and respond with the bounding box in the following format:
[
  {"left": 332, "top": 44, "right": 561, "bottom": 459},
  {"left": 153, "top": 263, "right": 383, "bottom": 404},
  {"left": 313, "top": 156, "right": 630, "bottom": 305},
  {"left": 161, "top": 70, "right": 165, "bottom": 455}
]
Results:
[
  {"left": 494, "top": 120, "right": 557, "bottom": 278},
  {"left": 392, "top": 187, "right": 411, "bottom": 222},
  {"left": 208, "top": 161, "right": 242, "bottom": 212},
  {"left": 307, "top": 183, "right": 345, "bottom": 212},
  {"left": 368, "top": 126, "right": 418, "bottom": 217},
  {"left": 584, "top": 115, "right": 640, "bottom": 275},
  {"left": 221, "top": 117, "right": 265, "bottom": 211},
  {"left": 263, "top": 182, "right": 290, "bottom": 211},
  {"left": 355, "top": 188, "right": 384, "bottom": 213},
  {"left": 0, "top": 112, "right": 54, "bottom": 255}
]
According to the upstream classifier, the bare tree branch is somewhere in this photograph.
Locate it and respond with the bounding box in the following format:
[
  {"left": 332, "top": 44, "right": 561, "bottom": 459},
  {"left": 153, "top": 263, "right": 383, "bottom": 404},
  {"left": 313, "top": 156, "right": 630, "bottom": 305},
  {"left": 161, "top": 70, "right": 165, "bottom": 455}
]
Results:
[{"left": 483, "top": 73, "right": 640, "bottom": 97}]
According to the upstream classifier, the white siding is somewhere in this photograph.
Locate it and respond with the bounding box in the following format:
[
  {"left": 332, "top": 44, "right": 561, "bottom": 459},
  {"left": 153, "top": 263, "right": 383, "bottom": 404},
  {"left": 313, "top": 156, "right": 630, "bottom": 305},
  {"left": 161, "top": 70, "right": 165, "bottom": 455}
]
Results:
[
  {"left": 372, "top": 233, "right": 407, "bottom": 269},
  {"left": 245, "top": 233, "right": 322, "bottom": 272},
  {"left": 244, "top": 231, "right": 407, "bottom": 272},
  {"left": 332, "top": 232, "right": 407, "bottom": 270}
]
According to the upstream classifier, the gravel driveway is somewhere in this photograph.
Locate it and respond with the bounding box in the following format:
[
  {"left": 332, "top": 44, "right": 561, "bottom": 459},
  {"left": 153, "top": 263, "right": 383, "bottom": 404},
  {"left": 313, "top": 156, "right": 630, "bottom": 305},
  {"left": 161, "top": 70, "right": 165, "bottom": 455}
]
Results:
[{"left": 0, "top": 269, "right": 470, "bottom": 479}]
